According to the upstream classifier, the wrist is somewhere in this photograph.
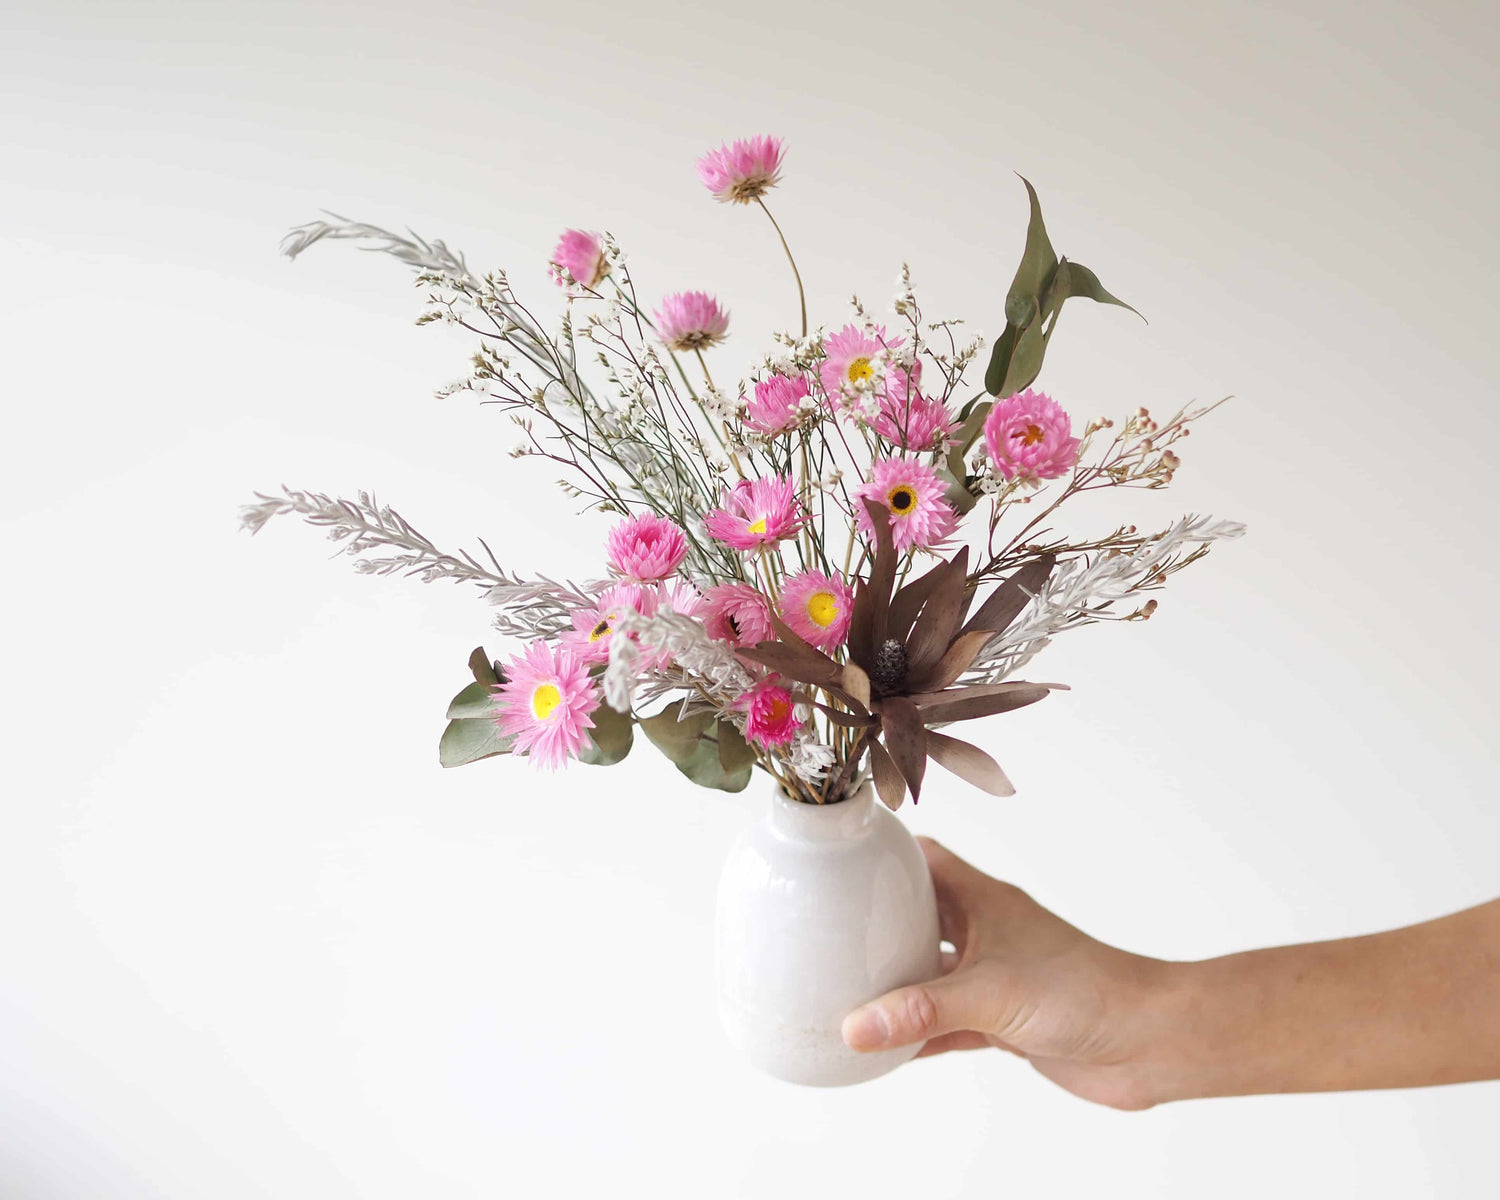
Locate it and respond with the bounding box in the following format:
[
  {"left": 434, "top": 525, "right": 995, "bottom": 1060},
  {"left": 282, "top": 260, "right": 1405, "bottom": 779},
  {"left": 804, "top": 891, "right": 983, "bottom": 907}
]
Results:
[{"left": 1118, "top": 956, "right": 1225, "bottom": 1107}]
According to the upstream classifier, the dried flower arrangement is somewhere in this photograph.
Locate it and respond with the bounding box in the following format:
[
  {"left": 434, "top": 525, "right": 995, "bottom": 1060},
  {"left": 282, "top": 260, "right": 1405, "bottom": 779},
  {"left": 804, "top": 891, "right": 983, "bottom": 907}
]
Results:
[{"left": 243, "top": 136, "right": 1241, "bottom": 807}]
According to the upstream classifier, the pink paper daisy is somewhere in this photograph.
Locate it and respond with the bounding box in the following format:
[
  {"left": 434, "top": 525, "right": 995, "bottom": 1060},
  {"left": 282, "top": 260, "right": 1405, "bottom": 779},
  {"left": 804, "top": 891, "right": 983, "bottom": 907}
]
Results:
[
  {"left": 703, "top": 474, "right": 807, "bottom": 551},
  {"left": 549, "top": 229, "right": 608, "bottom": 290},
  {"left": 606, "top": 513, "right": 689, "bottom": 582},
  {"left": 559, "top": 583, "right": 658, "bottom": 666},
  {"left": 983, "top": 389, "right": 1081, "bottom": 482},
  {"left": 871, "top": 389, "right": 959, "bottom": 451},
  {"left": 779, "top": 569, "right": 854, "bottom": 653},
  {"left": 744, "top": 373, "right": 810, "bottom": 435},
  {"left": 655, "top": 579, "right": 705, "bottom": 619},
  {"left": 854, "top": 458, "right": 959, "bottom": 553},
  {"left": 494, "top": 641, "right": 600, "bottom": 770},
  {"left": 654, "top": 291, "right": 730, "bottom": 352},
  {"left": 819, "top": 323, "right": 907, "bottom": 406},
  {"left": 736, "top": 677, "right": 802, "bottom": 750},
  {"left": 701, "top": 583, "right": 774, "bottom": 648},
  {"left": 696, "top": 135, "right": 786, "bottom": 205}
]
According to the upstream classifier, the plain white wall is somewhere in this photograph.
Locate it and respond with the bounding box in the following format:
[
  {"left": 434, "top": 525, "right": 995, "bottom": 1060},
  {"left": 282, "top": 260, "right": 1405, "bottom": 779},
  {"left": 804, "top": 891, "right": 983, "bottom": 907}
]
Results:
[{"left": 3, "top": 0, "right": 1497, "bottom": 1195}]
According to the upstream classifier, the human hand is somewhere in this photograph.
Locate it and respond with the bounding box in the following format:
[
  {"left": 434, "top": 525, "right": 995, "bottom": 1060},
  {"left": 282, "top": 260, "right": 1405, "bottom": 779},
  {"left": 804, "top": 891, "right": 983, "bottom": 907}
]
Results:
[
  {"left": 843, "top": 839, "right": 1500, "bottom": 1107},
  {"left": 841, "top": 837, "right": 1178, "bottom": 1110}
]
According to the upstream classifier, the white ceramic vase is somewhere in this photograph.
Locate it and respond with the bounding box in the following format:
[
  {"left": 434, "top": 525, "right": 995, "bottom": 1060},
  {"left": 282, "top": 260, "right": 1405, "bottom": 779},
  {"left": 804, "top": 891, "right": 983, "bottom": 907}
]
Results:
[{"left": 714, "top": 783, "right": 942, "bottom": 1087}]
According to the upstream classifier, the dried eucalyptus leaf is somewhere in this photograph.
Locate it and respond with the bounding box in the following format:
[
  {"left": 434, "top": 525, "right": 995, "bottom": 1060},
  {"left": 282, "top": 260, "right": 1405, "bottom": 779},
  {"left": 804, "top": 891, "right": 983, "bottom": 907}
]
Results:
[
  {"left": 446, "top": 681, "right": 497, "bottom": 720},
  {"left": 1042, "top": 258, "right": 1143, "bottom": 324},
  {"left": 672, "top": 725, "right": 753, "bottom": 792},
  {"left": 716, "top": 720, "right": 757, "bottom": 774},
  {"left": 999, "top": 319, "right": 1047, "bottom": 398},
  {"left": 468, "top": 646, "right": 501, "bottom": 687},
  {"left": 983, "top": 321, "right": 1018, "bottom": 398},
  {"left": 1005, "top": 176, "right": 1058, "bottom": 321},
  {"left": 577, "top": 700, "right": 634, "bottom": 766},
  {"left": 639, "top": 706, "right": 714, "bottom": 766},
  {"left": 438, "top": 717, "right": 513, "bottom": 768}
]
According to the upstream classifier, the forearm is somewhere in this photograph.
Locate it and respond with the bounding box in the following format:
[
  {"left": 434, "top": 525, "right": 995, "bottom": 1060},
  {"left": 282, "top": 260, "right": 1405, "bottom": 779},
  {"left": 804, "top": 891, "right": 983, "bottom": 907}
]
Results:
[{"left": 1146, "top": 899, "right": 1500, "bottom": 1103}]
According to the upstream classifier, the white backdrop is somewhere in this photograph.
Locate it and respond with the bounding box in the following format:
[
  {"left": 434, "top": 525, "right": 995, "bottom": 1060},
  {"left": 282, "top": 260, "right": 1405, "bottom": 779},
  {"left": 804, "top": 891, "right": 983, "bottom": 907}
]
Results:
[{"left": 4, "top": 0, "right": 1498, "bottom": 1195}]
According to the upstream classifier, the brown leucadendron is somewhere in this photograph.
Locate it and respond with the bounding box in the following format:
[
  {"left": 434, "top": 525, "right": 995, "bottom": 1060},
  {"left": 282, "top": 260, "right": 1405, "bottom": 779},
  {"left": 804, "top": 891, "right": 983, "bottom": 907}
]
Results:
[{"left": 738, "top": 499, "right": 1066, "bottom": 809}]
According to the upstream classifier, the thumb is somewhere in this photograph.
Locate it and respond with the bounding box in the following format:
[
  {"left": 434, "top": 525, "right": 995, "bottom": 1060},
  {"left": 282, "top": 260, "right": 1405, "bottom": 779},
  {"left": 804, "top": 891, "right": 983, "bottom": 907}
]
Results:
[{"left": 841, "top": 963, "right": 998, "bottom": 1053}]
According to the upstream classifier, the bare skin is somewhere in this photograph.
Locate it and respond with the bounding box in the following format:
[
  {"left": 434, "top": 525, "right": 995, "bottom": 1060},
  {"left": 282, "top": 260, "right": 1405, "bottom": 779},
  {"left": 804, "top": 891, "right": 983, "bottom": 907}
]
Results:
[{"left": 841, "top": 838, "right": 1500, "bottom": 1110}]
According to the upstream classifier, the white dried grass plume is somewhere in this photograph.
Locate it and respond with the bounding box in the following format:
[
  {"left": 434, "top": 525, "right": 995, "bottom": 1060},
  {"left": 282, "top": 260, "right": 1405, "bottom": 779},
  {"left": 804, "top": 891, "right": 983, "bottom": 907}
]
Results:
[{"left": 603, "top": 608, "right": 756, "bottom": 714}]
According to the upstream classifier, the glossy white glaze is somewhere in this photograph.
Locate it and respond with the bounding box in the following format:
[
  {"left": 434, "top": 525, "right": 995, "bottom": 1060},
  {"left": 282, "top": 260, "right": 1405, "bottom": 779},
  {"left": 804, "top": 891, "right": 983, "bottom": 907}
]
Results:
[{"left": 714, "top": 783, "right": 942, "bottom": 1086}]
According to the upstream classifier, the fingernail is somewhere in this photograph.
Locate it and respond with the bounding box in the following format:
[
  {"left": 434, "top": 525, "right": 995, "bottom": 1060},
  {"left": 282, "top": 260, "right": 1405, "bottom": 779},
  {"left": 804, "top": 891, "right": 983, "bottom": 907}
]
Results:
[{"left": 842, "top": 1006, "right": 890, "bottom": 1051}]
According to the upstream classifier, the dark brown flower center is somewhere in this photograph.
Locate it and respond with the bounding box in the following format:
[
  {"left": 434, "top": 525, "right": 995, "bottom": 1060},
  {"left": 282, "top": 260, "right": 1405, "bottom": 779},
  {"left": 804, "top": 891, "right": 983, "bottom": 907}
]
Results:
[{"left": 870, "top": 638, "right": 909, "bottom": 696}]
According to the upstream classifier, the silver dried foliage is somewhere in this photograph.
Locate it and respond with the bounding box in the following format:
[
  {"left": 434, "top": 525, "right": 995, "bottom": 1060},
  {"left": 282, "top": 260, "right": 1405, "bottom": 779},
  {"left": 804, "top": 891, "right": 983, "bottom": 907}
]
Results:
[
  {"left": 603, "top": 607, "right": 755, "bottom": 713},
  {"left": 239, "top": 486, "right": 585, "bottom": 640},
  {"left": 973, "top": 514, "right": 1246, "bottom": 681}
]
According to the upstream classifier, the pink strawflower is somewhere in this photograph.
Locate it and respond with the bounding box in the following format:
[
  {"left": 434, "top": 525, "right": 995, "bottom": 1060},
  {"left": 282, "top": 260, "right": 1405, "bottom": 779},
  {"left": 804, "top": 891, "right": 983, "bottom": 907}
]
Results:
[
  {"left": 549, "top": 229, "right": 608, "bottom": 290},
  {"left": 701, "top": 583, "right": 774, "bottom": 648},
  {"left": 736, "top": 678, "right": 802, "bottom": 750},
  {"left": 871, "top": 389, "right": 959, "bottom": 451},
  {"left": 819, "top": 323, "right": 907, "bottom": 406},
  {"left": 703, "top": 474, "right": 807, "bottom": 551},
  {"left": 854, "top": 458, "right": 959, "bottom": 553},
  {"left": 654, "top": 291, "right": 730, "bottom": 352},
  {"left": 494, "top": 641, "right": 600, "bottom": 770},
  {"left": 560, "top": 583, "right": 658, "bottom": 666},
  {"left": 696, "top": 135, "right": 786, "bottom": 205},
  {"left": 983, "top": 389, "right": 1081, "bottom": 482},
  {"left": 606, "top": 513, "right": 689, "bottom": 582},
  {"left": 744, "top": 373, "right": 810, "bottom": 435},
  {"left": 779, "top": 569, "right": 854, "bottom": 653},
  {"left": 656, "top": 579, "right": 705, "bottom": 619}
]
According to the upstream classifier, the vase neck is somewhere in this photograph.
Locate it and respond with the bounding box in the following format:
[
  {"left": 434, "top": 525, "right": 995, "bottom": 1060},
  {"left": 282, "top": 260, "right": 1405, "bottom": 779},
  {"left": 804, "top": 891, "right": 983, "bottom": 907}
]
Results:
[{"left": 767, "top": 784, "right": 877, "bottom": 843}]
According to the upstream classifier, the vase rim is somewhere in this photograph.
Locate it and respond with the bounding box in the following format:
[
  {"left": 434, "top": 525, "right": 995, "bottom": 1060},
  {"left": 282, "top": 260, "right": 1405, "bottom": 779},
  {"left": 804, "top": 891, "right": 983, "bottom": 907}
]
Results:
[{"left": 767, "top": 782, "right": 877, "bottom": 842}]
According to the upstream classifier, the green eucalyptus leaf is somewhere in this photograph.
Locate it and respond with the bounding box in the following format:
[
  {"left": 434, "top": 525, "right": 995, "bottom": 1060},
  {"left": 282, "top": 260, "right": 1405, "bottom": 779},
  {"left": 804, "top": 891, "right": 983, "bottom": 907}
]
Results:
[
  {"left": 640, "top": 708, "right": 752, "bottom": 791},
  {"left": 955, "top": 392, "right": 986, "bottom": 423},
  {"left": 1005, "top": 177, "right": 1058, "bottom": 322},
  {"left": 950, "top": 401, "right": 993, "bottom": 470},
  {"left": 716, "top": 720, "right": 757, "bottom": 775},
  {"left": 1042, "top": 258, "right": 1143, "bottom": 325},
  {"left": 1003, "top": 292, "right": 1037, "bottom": 329},
  {"left": 439, "top": 716, "right": 514, "bottom": 768},
  {"left": 983, "top": 322, "right": 1018, "bottom": 397},
  {"left": 677, "top": 726, "right": 753, "bottom": 792},
  {"left": 639, "top": 706, "right": 714, "bottom": 767},
  {"left": 999, "top": 319, "right": 1047, "bottom": 398},
  {"left": 577, "top": 701, "right": 634, "bottom": 766},
  {"left": 468, "top": 646, "right": 501, "bottom": 687},
  {"left": 446, "top": 680, "right": 498, "bottom": 720},
  {"left": 936, "top": 462, "right": 981, "bottom": 515}
]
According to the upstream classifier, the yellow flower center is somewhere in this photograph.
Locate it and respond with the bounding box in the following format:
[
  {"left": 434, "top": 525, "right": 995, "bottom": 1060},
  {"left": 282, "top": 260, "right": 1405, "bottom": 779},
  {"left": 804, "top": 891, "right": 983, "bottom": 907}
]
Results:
[
  {"left": 806, "top": 590, "right": 840, "bottom": 628},
  {"left": 1014, "top": 423, "right": 1045, "bottom": 447},
  {"left": 765, "top": 693, "right": 791, "bottom": 722},
  {"left": 589, "top": 619, "right": 612, "bottom": 642},
  {"left": 846, "top": 356, "right": 874, "bottom": 384},
  {"left": 887, "top": 484, "right": 918, "bottom": 516},
  {"left": 746, "top": 517, "right": 768, "bottom": 535},
  {"left": 531, "top": 683, "right": 563, "bottom": 720}
]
